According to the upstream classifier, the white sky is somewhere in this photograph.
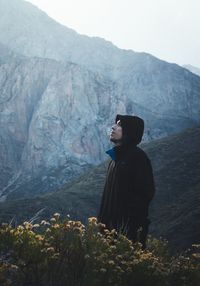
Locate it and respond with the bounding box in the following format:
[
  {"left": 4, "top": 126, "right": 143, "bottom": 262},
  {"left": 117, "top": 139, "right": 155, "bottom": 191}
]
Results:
[{"left": 27, "top": 0, "right": 200, "bottom": 68}]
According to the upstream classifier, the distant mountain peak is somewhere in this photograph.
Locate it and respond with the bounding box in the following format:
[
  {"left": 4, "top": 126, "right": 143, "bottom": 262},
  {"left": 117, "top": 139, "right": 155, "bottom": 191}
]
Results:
[
  {"left": 0, "top": 0, "right": 123, "bottom": 71},
  {"left": 1, "top": 0, "right": 200, "bottom": 210},
  {"left": 183, "top": 64, "right": 200, "bottom": 76}
]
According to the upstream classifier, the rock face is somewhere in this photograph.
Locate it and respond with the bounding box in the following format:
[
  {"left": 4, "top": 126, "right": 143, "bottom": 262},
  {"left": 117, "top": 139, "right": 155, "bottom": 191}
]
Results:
[
  {"left": 0, "top": 49, "right": 117, "bottom": 199},
  {"left": 0, "top": 0, "right": 200, "bottom": 200}
]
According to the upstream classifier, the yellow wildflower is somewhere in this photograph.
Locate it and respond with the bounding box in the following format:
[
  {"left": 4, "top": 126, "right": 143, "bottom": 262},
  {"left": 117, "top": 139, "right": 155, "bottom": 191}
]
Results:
[
  {"left": 100, "top": 268, "right": 107, "bottom": 273},
  {"left": 108, "top": 260, "right": 115, "bottom": 265},
  {"left": 88, "top": 217, "right": 97, "bottom": 223},
  {"left": 35, "top": 234, "right": 44, "bottom": 241},
  {"left": 52, "top": 223, "right": 60, "bottom": 229},
  {"left": 40, "top": 220, "right": 50, "bottom": 226},
  {"left": 23, "top": 222, "right": 33, "bottom": 230},
  {"left": 192, "top": 253, "right": 200, "bottom": 259},
  {"left": 46, "top": 247, "right": 55, "bottom": 253},
  {"left": 33, "top": 224, "right": 40, "bottom": 228},
  {"left": 53, "top": 213, "right": 60, "bottom": 220}
]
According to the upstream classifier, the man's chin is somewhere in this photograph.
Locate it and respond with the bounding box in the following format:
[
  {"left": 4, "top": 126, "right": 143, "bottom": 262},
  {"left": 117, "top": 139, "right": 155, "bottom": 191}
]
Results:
[{"left": 110, "top": 137, "right": 121, "bottom": 144}]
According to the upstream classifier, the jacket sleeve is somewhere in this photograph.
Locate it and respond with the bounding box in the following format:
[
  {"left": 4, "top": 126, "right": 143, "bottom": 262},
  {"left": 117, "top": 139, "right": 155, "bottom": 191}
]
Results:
[
  {"left": 140, "top": 156, "right": 156, "bottom": 203},
  {"left": 126, "top": 154, "right": 156, "bottom": 218}
]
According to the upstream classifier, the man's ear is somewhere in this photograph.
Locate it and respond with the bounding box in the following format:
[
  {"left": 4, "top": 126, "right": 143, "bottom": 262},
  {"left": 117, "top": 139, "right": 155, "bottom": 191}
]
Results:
[{"left": 115, "top": 114, "right": 121, "bottom": 124}]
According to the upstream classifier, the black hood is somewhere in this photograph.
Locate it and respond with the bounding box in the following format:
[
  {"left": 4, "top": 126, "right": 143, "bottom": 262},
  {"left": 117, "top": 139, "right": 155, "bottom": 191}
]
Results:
[{"left": 115, "top": 114, "right": 144, "bottom": 146}]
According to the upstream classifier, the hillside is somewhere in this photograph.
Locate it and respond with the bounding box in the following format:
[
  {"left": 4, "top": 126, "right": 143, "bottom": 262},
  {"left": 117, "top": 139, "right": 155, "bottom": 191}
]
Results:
[
  {"left": 1, "top": 1, "right": 200, "bottom": 201},
  {"left": 0, "top": 125, "right": 200, "bottom": 253}
]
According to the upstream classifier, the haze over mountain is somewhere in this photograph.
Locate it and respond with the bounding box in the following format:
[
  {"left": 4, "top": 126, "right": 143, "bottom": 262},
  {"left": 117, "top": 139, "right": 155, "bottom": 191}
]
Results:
[
  {"left": 0, "top": 0, "right": 200, "bottom": 201},
  {"left": 183, "top": 64, "right": 200, "bottom": 77}
]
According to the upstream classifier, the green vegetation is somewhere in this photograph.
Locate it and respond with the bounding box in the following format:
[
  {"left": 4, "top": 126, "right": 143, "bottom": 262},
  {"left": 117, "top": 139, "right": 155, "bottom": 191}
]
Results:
[{"left": 0, "top": 213, "right": 199, "bottom": 286}]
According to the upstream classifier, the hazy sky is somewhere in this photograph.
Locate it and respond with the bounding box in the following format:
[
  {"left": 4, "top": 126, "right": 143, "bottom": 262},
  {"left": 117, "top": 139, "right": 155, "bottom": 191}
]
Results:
[{"left": 27, "top": 0, "right": 200, "bottom": 68}]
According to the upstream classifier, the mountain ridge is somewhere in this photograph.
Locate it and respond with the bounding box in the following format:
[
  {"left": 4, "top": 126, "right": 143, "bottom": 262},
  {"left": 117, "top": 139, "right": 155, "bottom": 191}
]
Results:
[
  {"left": 1, "top": 0, "right": 200, "bottom": 201},
  {"left": 183, "top": 64, "right": 200, "bottom": 77}
]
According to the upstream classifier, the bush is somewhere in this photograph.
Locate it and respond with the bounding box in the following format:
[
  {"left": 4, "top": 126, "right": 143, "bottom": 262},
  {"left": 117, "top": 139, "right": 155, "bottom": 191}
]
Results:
[{"left": 0, "top": 214, "right": 199, "bottom": 286}]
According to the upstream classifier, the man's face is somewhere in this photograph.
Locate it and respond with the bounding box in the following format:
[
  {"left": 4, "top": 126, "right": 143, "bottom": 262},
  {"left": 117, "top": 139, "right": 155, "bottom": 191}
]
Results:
[{"left": 109, "top": 120, "right": 123, "bottom": 143}]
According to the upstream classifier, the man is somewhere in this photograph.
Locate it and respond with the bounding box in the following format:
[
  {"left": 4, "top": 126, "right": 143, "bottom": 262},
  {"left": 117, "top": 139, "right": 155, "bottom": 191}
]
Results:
[{"left": 97, "top": 114, "right": 156, "bottom": 250}]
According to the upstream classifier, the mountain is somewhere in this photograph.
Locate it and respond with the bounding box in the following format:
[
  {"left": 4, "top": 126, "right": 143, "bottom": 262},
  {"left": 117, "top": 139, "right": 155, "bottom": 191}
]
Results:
[
  {"left": 0, "top": 44, "right": 117, "bottom": 200},
  {"left": 0, "top": 0, "right": 200, "bottom": 201},
  {"left": 0, "top": 44, "right": 199, "bottom": 201},
  {"left": 0, "top": 0, "right": 126, "bottom": 76},
  {"left": 183, "top": 64, "right": 200, "bottom": 77},
  {"left": 0, "top": 125, "right": 199, "bottom": 253},
  {"left": 1, "top": 0, "right": 200, "bottom": 118}
]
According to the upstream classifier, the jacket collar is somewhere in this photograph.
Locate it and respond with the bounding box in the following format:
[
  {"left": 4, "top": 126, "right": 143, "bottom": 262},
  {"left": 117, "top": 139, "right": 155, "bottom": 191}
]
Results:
[
  {"left": 106, "top": 143, "right": 136, "bottom": 161},
  {"left": 105, "top": 147, "right": 116, "bottom": 161}
]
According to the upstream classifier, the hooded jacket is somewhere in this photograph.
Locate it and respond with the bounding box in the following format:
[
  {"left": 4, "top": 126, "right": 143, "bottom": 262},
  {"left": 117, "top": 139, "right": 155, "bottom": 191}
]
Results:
[{"left": 97, "top": 114, "right": 156, "bottom": 238}]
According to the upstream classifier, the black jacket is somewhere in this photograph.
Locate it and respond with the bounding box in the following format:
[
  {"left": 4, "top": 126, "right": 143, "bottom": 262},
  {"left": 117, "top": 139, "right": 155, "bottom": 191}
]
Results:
[{"left": 97, "top": 114, "right": 156, "bottom": 236}]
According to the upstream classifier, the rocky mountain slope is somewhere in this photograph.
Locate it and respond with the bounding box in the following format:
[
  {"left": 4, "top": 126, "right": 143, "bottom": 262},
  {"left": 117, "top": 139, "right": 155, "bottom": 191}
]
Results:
[
  {"left": 1, "top": 0, "right": 200, "bottom": 118},
  {"left": 0, "top": 125, "right": 199, "bottom": 253},
  {"left": 0, "top": 0, "right": 200, "bottom": 201},
  {"left": 0, "top": 43, "right": 200, "bottom": 201}
]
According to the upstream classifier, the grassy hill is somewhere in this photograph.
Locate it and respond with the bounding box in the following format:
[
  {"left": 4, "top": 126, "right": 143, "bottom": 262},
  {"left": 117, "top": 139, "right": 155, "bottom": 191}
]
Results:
[{"left": 0, "top": 125, "right": 200, "bottom": 253}]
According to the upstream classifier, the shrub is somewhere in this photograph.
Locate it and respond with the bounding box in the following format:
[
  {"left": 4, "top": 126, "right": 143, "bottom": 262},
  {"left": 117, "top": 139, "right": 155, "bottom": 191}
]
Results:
[{"left": 0, "top": 215, "right": 199, "bottom": 286}]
